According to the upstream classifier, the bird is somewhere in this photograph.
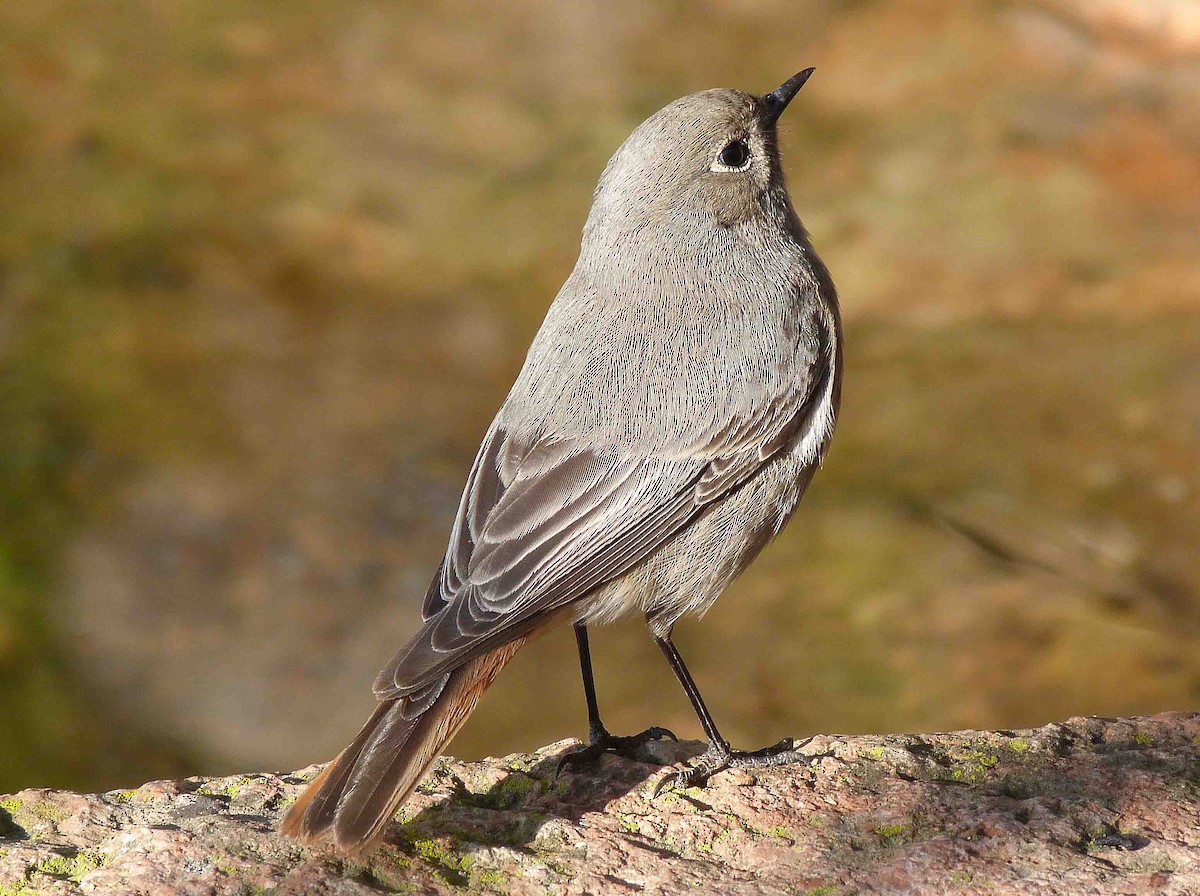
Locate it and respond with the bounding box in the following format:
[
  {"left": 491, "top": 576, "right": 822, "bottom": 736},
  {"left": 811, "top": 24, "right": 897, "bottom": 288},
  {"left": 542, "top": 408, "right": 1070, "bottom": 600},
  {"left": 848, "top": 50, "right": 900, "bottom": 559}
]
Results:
[{"left": 280, "top": 67, "right": 842, "bottom": 855}]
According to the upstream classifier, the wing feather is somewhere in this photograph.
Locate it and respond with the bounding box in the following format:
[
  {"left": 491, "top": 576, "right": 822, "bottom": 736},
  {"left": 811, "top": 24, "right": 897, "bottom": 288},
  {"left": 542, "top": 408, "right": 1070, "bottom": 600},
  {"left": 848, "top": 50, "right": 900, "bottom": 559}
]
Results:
[{"left": 381, "top": 303, "right": 836, "bottom": 699}]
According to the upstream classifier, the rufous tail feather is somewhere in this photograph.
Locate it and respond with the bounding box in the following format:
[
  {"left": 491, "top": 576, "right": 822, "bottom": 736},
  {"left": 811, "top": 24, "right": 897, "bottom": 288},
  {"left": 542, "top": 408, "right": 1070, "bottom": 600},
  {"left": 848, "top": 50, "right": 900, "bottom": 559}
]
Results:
[{"left": 280, "top": 638, "right": 526, "bottom": 854}]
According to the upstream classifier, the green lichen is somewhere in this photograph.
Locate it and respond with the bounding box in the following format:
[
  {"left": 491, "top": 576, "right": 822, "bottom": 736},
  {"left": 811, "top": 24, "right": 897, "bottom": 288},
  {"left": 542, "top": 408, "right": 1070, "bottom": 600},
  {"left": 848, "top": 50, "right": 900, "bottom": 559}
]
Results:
[
  {"left": 1133, "top": 732, "right": 1155, "bottom": 746},
  {"left": 504, "top": 756, "right": 541, "bottom": 774},
  {"left": 874, "top": 823, "right": 912, "bottom": 847},
  {"left": 471, "top": 867, "right": 509, "bottom": 892},
  {"left": 943, "top": 747, "right": 1001, "bottom": 784},
  {"left": 950, "top": 870, "right": 974, "bottom": 884},
  {"left": 35, "top": 849, "right": 106, "bottom": 881},
  {"left": 408, "top": 835, "right": 473, "bottom": 887},
  {"left": 767, "top": 825, "right": 792, "bottom": 839},
  {"left": 867, "top": 746, "right": 886, "bottom": 760},
  {"left": 1007, "top": 738, "right": 1030, "bottom": 753},
  {"left": 109, "top": 789, "right": 138, "bottom": 803},
  {"left": 197, "top": 776, "right": 254, "bottom": 800},
  {"left": 8, "top": 800, "right": 69, "bottom": 824},
  {"left": 3, "top": 847, "right": 109, "bottom": 892},
  {"left": 36, "top": 855, "right": 76, "bottom": 877}
]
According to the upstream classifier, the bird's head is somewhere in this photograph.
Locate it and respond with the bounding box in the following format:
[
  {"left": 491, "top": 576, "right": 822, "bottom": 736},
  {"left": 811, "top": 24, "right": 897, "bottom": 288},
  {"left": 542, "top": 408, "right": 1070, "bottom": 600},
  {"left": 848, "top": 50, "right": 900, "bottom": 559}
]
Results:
[{"left": 586, "top": 69, "right": 814, "bottom": 233}]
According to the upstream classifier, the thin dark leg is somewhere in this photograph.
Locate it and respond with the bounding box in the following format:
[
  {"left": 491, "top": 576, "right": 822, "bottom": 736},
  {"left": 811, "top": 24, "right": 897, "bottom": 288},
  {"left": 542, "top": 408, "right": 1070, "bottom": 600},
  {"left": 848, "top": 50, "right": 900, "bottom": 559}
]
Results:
[
  {"left": 557, "top": 624, "right": 676, "bottom": 777},
  {"left": 574, "top": 624, "right": 607, "bottom": 742},
  {"left": 652, "top": 632, "right": 821, "bottom": 795},
  {"left": 655, "top": 634, "right": 728, "bottom": 749}
]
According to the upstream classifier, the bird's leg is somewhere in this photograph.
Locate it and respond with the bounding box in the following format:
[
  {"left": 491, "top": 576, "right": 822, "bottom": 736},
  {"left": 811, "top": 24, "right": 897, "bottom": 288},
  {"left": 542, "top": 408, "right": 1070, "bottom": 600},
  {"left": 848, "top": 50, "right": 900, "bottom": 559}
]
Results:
[
  {"left": 575, "top": 622, "right": 610, "bottom": 746},
  {"left": 651, "top": 633, "right": 818, "bottom": 795},
  {"left": 556, "top": 624, "right": 675, "bottom": 776}
]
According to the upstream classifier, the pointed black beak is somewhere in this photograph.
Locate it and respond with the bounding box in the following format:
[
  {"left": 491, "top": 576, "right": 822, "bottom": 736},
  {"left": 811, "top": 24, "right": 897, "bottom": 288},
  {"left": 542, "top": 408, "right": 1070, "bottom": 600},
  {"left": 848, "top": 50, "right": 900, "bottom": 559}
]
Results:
[{"left": 761, "top": 67, "right": 815, "bottom": 126}]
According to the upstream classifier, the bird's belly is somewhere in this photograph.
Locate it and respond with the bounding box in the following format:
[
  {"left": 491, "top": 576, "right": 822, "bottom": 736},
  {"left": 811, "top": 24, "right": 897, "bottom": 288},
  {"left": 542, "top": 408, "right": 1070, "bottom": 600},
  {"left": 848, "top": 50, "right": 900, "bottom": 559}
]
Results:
[{"left": 577, "top": 448, "right": 817, "bottom": 635}]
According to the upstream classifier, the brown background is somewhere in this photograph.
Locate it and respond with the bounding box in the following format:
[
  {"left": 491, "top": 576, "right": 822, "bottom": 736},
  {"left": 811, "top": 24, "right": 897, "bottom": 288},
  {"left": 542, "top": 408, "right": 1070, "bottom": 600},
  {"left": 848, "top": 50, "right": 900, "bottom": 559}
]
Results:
[{"left": 0, "top": 0, "right": 1197, "bottom": 792}]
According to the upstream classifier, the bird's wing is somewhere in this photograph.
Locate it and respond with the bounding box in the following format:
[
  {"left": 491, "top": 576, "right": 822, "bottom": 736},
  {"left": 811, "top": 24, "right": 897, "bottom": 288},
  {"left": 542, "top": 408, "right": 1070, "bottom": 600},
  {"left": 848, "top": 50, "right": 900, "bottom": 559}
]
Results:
[
  {"left": 376, "top": 432, "right": 708, "bottom": 697},
  {"left": 375, "top": 313, "right": 836, "bottom": 699}
]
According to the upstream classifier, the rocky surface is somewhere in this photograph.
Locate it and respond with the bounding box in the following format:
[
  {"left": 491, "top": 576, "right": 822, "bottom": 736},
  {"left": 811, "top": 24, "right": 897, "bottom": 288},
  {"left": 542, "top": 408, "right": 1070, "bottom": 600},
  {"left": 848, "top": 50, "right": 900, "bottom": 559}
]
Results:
[{"left": 1, "top": 713, "right": 1197, "bottom": 895}]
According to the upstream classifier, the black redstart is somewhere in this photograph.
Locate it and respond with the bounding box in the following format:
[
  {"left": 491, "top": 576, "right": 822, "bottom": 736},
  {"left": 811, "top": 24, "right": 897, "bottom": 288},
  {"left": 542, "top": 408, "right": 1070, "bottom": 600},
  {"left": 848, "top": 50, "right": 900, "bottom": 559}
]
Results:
[{"left": 282, "top": 68, "right": 841, "bottom": 854}]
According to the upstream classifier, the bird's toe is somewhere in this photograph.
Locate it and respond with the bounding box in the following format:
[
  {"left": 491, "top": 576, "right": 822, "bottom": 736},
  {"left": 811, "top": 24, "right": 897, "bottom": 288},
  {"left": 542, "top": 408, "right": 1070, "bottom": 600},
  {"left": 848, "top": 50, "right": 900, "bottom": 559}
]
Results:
[{"left": 556, "top": 725, "right": 678, "bottom": 779}]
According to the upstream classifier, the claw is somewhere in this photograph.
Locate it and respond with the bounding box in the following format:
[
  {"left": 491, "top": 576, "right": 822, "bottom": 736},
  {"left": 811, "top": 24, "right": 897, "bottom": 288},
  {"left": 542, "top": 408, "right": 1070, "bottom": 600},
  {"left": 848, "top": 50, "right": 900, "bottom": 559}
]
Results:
[
  {"left": 651, "top": 760, "right": 715, "bottom": 798},
  {"left": 651, "top": 771, "right": 676, "bottom": 799},
  {"left": 650, "top": 766, "right": 699, "bottom": 798},
  {"left": 556, "top": 726, "right": 677, "bottom": 779},
  {"left": 644, "top": 726, "right": 678, "bottom": 743}
]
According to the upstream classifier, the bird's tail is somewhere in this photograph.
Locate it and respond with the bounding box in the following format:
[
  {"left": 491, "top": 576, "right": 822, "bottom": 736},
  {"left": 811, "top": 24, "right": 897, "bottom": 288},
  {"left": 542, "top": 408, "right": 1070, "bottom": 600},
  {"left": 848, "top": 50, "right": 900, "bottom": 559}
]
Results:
[{"left": 280, "top": 638, "right": 527, "bottom": 854}]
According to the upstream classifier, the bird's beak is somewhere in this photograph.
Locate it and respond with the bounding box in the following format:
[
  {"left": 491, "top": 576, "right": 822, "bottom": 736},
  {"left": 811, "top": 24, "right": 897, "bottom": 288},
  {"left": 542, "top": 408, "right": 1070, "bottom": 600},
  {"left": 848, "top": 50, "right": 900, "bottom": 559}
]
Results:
[{"left": 761, "top": 67, "right": 815, "bottom": 126}]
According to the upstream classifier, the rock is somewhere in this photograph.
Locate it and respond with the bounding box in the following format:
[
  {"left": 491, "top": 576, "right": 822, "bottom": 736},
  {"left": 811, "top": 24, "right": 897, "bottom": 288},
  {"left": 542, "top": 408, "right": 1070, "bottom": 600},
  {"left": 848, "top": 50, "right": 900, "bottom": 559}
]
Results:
[{"left": 1, "top": 713, "right": 1197, "bottom": 895}]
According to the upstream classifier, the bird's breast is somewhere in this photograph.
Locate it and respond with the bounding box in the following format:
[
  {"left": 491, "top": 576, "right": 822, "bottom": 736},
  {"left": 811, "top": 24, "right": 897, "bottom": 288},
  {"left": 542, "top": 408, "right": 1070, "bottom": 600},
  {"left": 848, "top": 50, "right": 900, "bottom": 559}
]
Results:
[{"left": 505, "top": 261, "right": 817, "bottom": 454}]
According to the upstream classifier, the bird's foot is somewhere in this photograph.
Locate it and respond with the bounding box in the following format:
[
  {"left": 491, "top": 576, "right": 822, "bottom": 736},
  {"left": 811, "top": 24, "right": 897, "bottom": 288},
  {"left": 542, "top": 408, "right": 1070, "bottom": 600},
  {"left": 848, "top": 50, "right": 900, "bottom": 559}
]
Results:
[
  {"left": 651, "top": 736, "right": 822, "bottom": 796},
  {"left": 556, "top": 725, "right": 677, "bottom": 777}
]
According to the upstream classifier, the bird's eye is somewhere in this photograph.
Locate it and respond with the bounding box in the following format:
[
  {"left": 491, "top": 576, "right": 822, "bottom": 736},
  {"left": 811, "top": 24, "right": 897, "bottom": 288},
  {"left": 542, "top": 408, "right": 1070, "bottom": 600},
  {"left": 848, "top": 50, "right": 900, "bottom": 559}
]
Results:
[{"left": 712, "top": 139, "right": 751, "bottom": 172}]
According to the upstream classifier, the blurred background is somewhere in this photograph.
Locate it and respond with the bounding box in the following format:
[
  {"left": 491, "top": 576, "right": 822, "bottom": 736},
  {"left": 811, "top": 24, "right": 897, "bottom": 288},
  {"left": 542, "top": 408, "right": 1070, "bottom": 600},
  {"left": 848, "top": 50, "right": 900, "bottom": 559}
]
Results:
[{"left": 1, "top": 0, "right": 1198, "bottom": 793}]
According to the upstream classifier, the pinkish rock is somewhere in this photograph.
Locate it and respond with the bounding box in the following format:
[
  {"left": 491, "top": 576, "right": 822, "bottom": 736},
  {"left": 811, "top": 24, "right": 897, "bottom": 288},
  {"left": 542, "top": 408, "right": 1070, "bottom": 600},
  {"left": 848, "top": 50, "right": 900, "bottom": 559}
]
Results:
[{"left": 1, "top": 713, "right": 1197, "bottom": 895}]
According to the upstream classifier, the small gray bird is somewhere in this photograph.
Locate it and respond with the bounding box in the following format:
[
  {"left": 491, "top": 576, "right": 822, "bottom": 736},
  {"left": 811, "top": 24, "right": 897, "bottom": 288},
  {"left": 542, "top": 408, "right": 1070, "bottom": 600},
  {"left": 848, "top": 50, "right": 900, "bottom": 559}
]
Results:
[{"left": 281, "top": 68, "right": 842, "bottom": 854}]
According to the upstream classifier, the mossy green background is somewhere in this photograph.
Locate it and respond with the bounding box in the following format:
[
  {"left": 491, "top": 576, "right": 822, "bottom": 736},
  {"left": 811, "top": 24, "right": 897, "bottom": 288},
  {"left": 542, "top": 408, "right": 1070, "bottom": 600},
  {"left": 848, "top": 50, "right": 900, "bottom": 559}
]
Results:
[{"left": 1, "top": 0, "right": 1197, "bottom": 792}]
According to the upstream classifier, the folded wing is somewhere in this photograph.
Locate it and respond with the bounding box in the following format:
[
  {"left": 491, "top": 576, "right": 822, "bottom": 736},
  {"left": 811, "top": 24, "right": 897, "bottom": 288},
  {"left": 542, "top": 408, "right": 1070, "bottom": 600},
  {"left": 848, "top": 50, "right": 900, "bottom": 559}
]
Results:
[{"left": 376, "top": 309, "right": 835, "bottom": 700}]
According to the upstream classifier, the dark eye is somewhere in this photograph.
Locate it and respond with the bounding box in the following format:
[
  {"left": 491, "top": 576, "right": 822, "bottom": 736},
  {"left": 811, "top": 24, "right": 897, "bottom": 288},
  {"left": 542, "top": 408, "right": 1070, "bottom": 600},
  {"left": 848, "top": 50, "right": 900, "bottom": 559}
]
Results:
[{"left": 716, "top": 139, "right": 750, "bottom": 170}]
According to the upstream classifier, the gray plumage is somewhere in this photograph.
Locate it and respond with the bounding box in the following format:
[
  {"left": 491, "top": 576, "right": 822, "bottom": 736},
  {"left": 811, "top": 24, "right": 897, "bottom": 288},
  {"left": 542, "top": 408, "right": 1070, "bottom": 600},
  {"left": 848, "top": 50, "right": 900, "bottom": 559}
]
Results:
[{"left": 282, "top": 71, "right": 842, "bottom": 855}]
